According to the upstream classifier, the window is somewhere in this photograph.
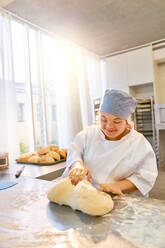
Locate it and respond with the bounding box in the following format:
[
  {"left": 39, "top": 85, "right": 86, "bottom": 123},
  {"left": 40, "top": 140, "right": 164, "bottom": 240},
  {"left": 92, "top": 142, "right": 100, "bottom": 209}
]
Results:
[
  {"left": 11, "top": 20, "right": 33, "bottom": 154},
  {"left": 17, "top": 103, "right": 24, "bottom": 122},
  {"left": 41, "top": 34, "right": 58, "bottom": 145},
  {"left": 52, "top": 104, "right": 56, "bottom": 121},
  {"left": 0, "top": 11, "right": 101, "bottom": 158},
  {"left": 36, "top": 103, "right": 41, "bottom": 122}
]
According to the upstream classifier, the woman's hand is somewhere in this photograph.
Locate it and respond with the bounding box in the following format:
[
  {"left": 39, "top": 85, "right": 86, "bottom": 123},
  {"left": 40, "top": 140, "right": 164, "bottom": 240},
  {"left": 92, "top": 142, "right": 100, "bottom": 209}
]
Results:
[
  {"left": 69, "top": 162, "right": 92, "bottom": 185},
  {"left": 100, "top": 180, "right": 137, "bottom": 196},
  {"left": 100, "top": 183, "right": 125, "bottom": 196}
]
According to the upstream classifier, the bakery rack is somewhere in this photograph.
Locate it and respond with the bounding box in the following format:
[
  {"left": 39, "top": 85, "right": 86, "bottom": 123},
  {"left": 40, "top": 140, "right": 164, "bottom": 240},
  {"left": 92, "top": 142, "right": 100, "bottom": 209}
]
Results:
[
  {"left": 133, "top": 97, "right": 159, "bottom": 164},
  {"left": 93, "top": 98, "right": 101, "bottom": 124}
]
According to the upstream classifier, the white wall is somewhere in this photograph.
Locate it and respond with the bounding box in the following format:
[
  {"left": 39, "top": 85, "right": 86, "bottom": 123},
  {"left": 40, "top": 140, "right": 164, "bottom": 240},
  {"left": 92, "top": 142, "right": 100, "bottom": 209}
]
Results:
[{"left": 105, "top": 45, "right": 154, "bottom": 95}]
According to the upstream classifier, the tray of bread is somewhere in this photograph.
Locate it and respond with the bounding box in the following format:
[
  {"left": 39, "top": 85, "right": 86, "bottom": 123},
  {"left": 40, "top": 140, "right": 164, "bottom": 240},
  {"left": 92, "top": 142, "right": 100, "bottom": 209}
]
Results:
[{"left": 16, "top": 145, "right": 67, "bottom": 166}]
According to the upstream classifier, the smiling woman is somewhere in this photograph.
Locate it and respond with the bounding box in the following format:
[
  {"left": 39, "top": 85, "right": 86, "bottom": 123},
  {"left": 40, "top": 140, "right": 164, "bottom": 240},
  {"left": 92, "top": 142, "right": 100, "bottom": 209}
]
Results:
[
  {"left": 100, "top": 113, "right": 130, "bottom": 141},
  {"left": 63, "top": 89, "right": 158, "bottom": 197}
]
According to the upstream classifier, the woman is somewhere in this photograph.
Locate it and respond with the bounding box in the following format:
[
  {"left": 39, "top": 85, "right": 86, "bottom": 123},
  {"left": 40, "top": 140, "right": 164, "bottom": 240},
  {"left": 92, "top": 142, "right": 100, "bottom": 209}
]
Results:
[{"left": 63, "top": 89, "right": 158, "bottom": 196}]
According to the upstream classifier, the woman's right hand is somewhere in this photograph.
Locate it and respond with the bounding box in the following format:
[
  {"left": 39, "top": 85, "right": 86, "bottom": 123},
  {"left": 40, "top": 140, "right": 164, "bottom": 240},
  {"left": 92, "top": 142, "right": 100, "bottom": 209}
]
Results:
[{"left": 69, "top": 162, "right": 92, "bottom": 185}]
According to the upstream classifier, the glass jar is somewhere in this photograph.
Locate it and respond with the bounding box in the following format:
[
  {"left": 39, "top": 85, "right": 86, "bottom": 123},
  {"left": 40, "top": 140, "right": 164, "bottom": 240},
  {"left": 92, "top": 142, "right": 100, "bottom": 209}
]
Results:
[{"left": 0, "top": 153, "right": 9, "bottom": 170}]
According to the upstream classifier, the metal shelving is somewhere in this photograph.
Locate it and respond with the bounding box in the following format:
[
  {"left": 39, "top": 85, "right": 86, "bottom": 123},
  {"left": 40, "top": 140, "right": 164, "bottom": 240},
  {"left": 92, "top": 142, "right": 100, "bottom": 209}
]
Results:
[
  {"left": 93, "top": 98, "right": 101, "bottom": 124},
  {"left": 133, "top": 97, "right": 159, "bottom": 164},
  {"left": 134, "top": 99, "right": 153, "bottom": 137}
]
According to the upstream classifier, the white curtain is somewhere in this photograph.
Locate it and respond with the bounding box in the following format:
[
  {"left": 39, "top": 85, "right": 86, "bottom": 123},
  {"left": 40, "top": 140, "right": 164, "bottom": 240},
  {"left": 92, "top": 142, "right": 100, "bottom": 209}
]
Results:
[
  {"left": 0, "top": 11, "right": 102, "bottom": 153},
  {"left": 54, "top": 42, "right": 101, "bottom": 148},
  {"left": 55, "top": 42, "right": 82, "bottom": 148},
  {"left": 77, "top": 51, "right": 93, "bottom": 129},
  {"left": 0, "top": 12, "right": 19, "bottom": 162}
]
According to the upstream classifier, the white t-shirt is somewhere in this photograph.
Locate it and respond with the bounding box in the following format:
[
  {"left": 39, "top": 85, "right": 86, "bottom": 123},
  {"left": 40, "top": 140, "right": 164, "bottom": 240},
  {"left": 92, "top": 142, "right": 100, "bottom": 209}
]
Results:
[{"left": 63, "top": 125, "right": 158, "bottom": 196}]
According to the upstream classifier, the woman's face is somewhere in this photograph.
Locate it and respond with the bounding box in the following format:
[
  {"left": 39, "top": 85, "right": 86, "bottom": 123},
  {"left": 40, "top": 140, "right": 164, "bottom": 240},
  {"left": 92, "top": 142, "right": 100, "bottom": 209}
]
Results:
[{"left": 100, "top": 112, "right": 128, "bottom": 140}]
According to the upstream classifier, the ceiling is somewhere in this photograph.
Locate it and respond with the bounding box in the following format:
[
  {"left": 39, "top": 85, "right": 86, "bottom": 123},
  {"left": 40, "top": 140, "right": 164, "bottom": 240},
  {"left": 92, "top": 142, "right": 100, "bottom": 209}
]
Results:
[{"left": 3, "top": 0, "right": 165, "bottom": 56}]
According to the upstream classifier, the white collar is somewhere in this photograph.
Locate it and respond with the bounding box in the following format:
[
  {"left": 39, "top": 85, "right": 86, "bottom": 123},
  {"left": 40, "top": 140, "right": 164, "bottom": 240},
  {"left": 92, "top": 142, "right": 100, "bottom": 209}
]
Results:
[{"left": 97, "top": 125, "right": 134, "bottom": 142}]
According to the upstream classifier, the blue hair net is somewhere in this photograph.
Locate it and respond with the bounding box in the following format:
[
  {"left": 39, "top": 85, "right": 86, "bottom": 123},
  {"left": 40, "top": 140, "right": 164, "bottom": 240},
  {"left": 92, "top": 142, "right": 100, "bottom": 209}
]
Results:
[{"left": 100, "top": 89, "right": 136, "bottom": 119}]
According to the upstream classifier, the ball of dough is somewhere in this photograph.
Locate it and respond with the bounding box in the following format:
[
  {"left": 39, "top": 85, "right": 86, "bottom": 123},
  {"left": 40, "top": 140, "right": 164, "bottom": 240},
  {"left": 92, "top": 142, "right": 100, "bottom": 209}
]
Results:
[
  {"left": 47, "top": 151, "right": 61, "bottom": 161},
  {"left": 28, "top": 155, "right": 41, "bottom": 163},
  {"left": 47, "top": 178, "right": 114, "bottom": 216},
  {"left": 62, "top": 148, "right": 68, "bottom": 154},
  {"left": 49, "top": 144, "right": 59, "bottom": 152},
  {"left": 37, "top": 146, "right": 50, "bottom": 155},
  {"left": 17, "top": 152, "right": 36, "bottom": 162},
  {"left": 58, "top": 149, "right": 67, "bottom": 159},
  {"left": 48, "top": 177, "right": 75, "bottom": 204},
  {"left": 40, "top": 155, "right": 55, "bottom": 164}
]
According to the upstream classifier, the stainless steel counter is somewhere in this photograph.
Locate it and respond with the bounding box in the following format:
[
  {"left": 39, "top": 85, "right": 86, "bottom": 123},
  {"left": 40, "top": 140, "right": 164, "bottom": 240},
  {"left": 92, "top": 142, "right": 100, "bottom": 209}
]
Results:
[
  {"left": 0, "top": 174, "right": 165, "bottom": 248},
  {"left": 2, "top": 161, "right": 66, "bottom": 180}
]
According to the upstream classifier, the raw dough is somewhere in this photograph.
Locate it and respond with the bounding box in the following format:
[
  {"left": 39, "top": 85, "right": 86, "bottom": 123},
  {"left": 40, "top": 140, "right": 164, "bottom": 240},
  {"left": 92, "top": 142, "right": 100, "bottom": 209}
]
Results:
[{"left": 47, "top": 177, "right": 114, "bottom": 216}]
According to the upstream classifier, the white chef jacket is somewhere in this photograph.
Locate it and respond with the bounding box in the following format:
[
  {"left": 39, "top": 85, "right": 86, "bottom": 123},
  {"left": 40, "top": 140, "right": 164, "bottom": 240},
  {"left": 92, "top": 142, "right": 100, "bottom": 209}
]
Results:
[{"left": 63, "top": 125, "right": 158, "bottom": 196}]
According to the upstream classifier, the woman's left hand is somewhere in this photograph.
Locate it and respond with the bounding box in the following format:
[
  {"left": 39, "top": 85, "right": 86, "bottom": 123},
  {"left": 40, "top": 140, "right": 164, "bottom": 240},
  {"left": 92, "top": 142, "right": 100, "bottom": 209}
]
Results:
[{"left": 100, "top": 183, "right": 125, "bottom": 196}]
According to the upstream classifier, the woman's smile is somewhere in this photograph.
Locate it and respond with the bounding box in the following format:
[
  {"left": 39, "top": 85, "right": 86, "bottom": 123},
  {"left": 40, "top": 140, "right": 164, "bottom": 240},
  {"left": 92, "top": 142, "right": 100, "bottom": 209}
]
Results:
[{"left": 105, "top": 129, "right": 117, "bottom": 135}]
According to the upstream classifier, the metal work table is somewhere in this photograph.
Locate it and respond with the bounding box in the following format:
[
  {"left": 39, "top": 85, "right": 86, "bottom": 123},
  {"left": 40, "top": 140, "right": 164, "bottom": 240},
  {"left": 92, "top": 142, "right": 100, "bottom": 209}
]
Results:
[
  {"left": 3, "top": 161, "right": 66, "bottom": 180},
  {"left": 0, "top": 173, "right": 165, "bottom": 248}
]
